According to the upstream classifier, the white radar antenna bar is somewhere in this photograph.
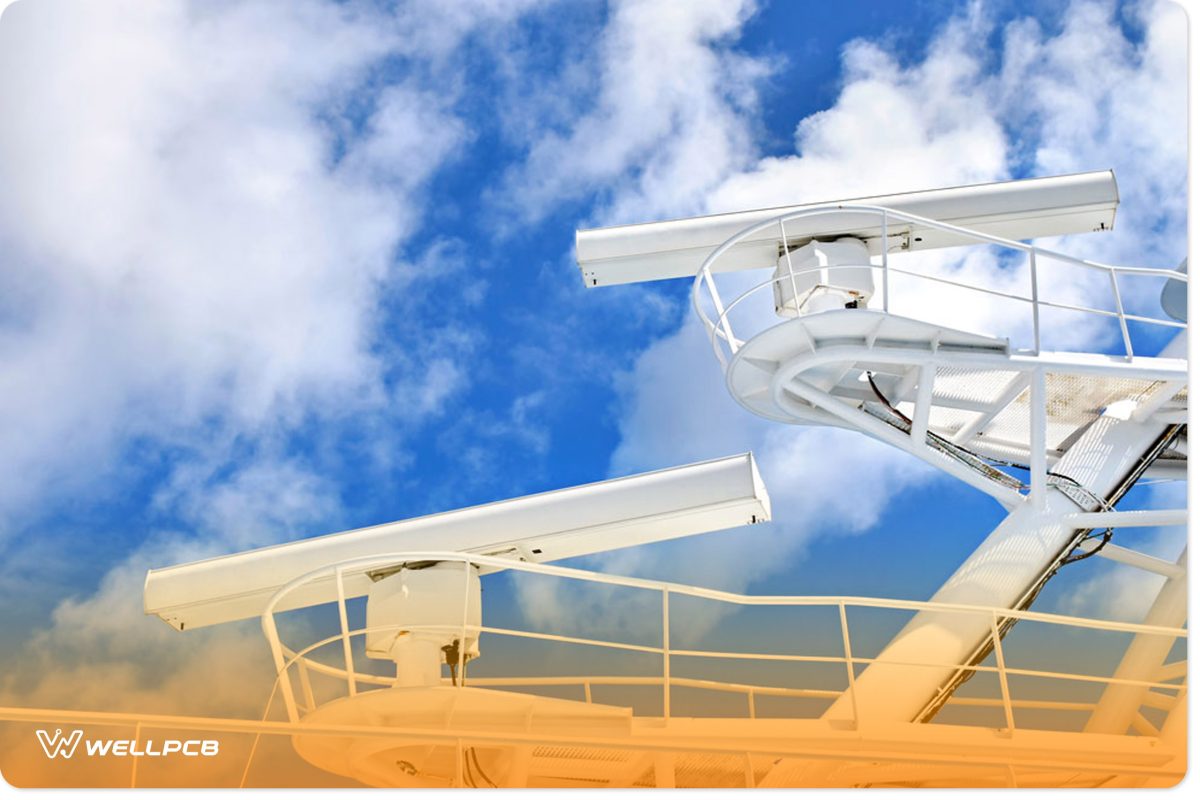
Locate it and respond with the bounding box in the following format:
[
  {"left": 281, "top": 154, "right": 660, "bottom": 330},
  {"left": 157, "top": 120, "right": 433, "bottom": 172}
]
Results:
[
  {"left": 576, "top": 170, "right": 1118, "bottom": 287},
  {"left": 144, "top": 452, "right": 770, "bottom": 631}
]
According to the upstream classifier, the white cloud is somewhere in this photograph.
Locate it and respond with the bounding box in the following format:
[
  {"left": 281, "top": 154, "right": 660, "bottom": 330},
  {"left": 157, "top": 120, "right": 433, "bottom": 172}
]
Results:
[
  {"left": 498, "top": 0, "right": 773, "bottom": 225},
  {"left": 709, "top": 12, "right": 1008, "bottom": 212},
  {"left": 0, "top": 0, "right": 398, "bottom": 527},
  {"left": 0, "top": 457, "right": 338, "bottom": 716},
  {"left": 0, "top": 0, "right": 544, "bottom": 720}
]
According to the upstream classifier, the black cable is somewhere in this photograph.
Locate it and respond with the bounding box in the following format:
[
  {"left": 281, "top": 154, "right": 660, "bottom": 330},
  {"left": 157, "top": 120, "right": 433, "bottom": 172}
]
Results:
[
  {"left": 463, "top": 749, "right": 478, "bottom": 788},
  {"left": 470, "top": 748, "right": 498, "bottom": 788},
  {"left": 865, "top": 369, "right": 1183, "bottom": 722},
  {"left": 866, "top": 372, "right": 912, "bottom": 425},
  {"left": 915, "top": 423, "right": 1185, "bottom": 723}
]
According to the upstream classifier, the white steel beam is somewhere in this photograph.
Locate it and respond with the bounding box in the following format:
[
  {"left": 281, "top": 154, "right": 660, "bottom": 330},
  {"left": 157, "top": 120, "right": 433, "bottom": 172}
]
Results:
[
  {"left": 1085, "top": 546, "right": 1188, "bottom": 734},
  {"left": 1089, "top": 544, "right": 1186, "bottom": 579},
  {"left": 1061, "top": 509, "right": 1187, "bottom": 529},
  {"left": 819, "top": 330, "right": 1186, "bottom": 727}
]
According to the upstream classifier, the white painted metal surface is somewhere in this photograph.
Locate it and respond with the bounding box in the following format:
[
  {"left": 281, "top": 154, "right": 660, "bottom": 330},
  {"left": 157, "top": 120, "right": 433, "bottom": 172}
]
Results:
[
  {"left": 679, "top": 196, "right": 1186, "bottom": 487},
  {"left": 577, "top": 171, "right": 1118, "bottom": 287},
  {"left": 1085, "top": 546, "right": 1187, "bottom": 734},
  {"left": 821, "top": 335, "right": 1184, "bottom": 725},
  {"left": 364, "top": 563, "right": 482, "bottom": 687},
  {"left": 243, "top": 548, "right": 1185, "bottom": 787},
  {"left": 144, "top": 453, "right": 770, "bottom": 631},
  {"left": 634, "top": 171, "right": 1189, "bottom": 768}
]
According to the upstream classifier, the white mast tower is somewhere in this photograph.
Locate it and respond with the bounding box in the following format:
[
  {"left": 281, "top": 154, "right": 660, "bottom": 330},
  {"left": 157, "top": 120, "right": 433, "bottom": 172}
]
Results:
[{"left": 577, "top": 170, "right": 1187, "bottom": 763}]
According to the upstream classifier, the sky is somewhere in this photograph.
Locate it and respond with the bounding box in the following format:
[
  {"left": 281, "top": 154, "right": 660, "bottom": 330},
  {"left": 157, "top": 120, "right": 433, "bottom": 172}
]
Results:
[{"left": 0, "top": 0, "right": 1188, "bottom": 729}]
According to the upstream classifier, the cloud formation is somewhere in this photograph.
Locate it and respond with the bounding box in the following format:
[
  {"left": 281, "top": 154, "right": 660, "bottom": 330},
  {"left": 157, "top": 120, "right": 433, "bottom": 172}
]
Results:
[
  {"left": 0, "top": 0, "right": 543, "bottom": 717},
  {"left": 498, "top": 0, "right": 773, "bottom": 225}
]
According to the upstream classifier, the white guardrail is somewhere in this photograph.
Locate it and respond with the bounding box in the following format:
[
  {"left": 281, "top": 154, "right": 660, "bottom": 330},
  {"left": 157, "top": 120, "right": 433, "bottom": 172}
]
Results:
[
  {"left": 689, "top": 205, "right": 1187, "bottom": 368},
  {"left": 262, "top": 542, "right": 1187, "bottom": 735}
]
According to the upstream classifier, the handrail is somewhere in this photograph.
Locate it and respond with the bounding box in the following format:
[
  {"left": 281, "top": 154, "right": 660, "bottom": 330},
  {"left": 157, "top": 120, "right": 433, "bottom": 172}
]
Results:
[
  {"left": 688, "top": 204, "right": 1186, "bottom": 367},
  {"left": 263, "top": 550, "right": 1188, "bottom": 637},
  {"left": 262, "top": 547, "right": 1187, "bottom": 733}
]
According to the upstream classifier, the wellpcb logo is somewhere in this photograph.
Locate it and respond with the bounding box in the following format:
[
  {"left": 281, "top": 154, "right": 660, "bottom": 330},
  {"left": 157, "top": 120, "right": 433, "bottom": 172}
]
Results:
[
  {"left": 36, "top": 729, "right": 83, "bottom": 759},
  {"left": 36, "top": 728, "right": 219, "bottom": 759}
]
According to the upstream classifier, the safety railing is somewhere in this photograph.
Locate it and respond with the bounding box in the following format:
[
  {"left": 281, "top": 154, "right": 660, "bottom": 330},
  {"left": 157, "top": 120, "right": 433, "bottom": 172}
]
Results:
[
  {"left": 689, "top": 205, "right": 1187, "bottom": 370},
  {"left": 261, "top": 549, "right": 1187, "bottom": 736}
]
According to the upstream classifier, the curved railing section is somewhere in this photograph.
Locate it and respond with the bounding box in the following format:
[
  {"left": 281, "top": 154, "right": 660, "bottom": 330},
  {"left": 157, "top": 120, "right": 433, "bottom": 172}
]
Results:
[
  {"left": 689, "top": 205, "right": 1187, "bottom": 370},
  {"left": 260, "top": 550, "right": 1187, "bottom": 739}
]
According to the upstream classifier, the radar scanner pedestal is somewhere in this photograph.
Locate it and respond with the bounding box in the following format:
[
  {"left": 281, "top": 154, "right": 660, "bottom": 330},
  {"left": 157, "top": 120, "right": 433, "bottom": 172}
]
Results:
[
  {"left": 365, "top": 562, "right": 482, "bottom": 687},
  {"left": 773, "top": 237, "right": 874, "bottom": 316}
]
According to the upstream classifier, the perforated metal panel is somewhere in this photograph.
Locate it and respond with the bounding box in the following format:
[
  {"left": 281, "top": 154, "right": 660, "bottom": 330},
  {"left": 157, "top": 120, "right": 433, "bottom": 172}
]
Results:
[
  {"left": 940, "top": 374, "right": 1163, "bottom": 453},
  {"left": 932, "top": 367, "right": 1023, "bottom": 407}
]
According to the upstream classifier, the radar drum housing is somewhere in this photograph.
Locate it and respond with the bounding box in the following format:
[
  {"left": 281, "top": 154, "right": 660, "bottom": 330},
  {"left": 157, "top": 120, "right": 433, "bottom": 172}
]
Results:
[
  {"left": 365, "top": 562, "right": 482, "bottom": 687},
  {"left": 773, "top": 237, "right": 874, "bottom": 316}
]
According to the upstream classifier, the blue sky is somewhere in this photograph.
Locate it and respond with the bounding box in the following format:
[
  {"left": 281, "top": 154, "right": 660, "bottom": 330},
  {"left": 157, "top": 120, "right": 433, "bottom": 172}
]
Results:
[{"left": 0, "top": 0, "right": 1187, "bottom": 714}]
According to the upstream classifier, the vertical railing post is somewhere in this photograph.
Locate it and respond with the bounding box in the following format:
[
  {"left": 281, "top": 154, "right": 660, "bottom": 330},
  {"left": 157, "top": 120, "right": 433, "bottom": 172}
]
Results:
[
  {"left": 1028, "top": 249, "right": 1041, "bottom": 355},
  {"left": 880, "top": 210, "right": 890, "bottom": 313},
  {"left": 991, "top": 611, "right": 1016, "bottom": 734},
  {"left": 335, "top": 566, "right": 357, "bottom": 697},
  {"left": 910, "top": 362, "right": 936, "bottom": 447},
  {"left": 263, "top": 607, "right": 300, "bottom": 721},
  {"left": 838, "top": 602, "right": 859, "bottom": 728},
  {"left": 747, "top": 690, "right": 756, "bottom": 719},
  {"left": 702, "top": 266, "right": 738, "bottom": 362},
  {"left": 298, "top": 658, "right": 317, "bottom": 712},
  {"left": 130, "top": 721, "right": 142, "bottom": 788},
  {"left": 662, "top": 588, "right": 671, "bottom": 720},
  {"left": 458, "top": 559, "right": 471, "bottom": 689},
  {"left": 1028, "top": 367, "right": 1047, "bottom": 509},
  {"left": 779, "top": 218, "right": 802, "bottom": 318},
  {"left": 1108, "top": 269, "right": 1134, "bottom": 360}
]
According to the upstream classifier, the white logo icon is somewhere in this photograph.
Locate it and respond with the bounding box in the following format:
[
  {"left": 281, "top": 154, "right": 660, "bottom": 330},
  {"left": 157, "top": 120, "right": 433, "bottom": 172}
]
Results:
[{"left": 36, "top": 729, "right": 83, "bottom": 759}]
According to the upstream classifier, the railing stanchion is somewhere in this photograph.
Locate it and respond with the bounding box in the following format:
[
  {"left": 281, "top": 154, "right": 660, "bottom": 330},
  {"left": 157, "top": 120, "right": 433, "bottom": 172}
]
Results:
[
  {"left": 703, "top": 266, "right": 738, "bottom": 362},
  {"left": 780, "top": 218, "right": 802, "bottom": 319},
  {"left": 991, "top": 611, "right": 1016, "bottom": 733},
  {"left": 838, "top": 602, "right": 860, "bottom": 728},
  {"left": 335, "top": 566, "right": 357, "bottom": 697},
  {"left": 662, "top": 588, "right": 672, "bottom": 720},
  {"left": 1029, "top": 249, "right": 1041, "bottom": 355},
  {"left": 298, "top": 658, "right": 316, "bottom": 712},
  {"left": 130, "top": 721, "right": 142, "bottom": 788},
  {"left": 881, "top": 210, "right": 890, "bottom": 313},
  {"left": 1109, "top": 269, "right": 1134, "bottom": 360},
  {"left": 263, "top": 607, "right": 301, "bottom": 722},
  {"left": 458, "top": 559, "right": 471, "bottom": 690},
  {"left": 1029, "top": 367, "right": 1047, "bottom": 508}
]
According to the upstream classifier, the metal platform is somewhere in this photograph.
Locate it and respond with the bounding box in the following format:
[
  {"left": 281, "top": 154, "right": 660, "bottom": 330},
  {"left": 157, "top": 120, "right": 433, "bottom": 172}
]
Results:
[{"left": 692, "top": 204, "right": 1187, "bottom": 502}]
